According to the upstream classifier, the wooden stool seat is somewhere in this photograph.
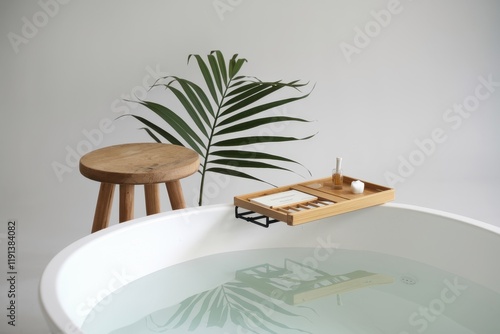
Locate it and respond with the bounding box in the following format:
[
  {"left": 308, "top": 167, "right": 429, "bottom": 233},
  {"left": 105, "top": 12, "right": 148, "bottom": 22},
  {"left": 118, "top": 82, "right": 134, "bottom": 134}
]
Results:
[{"left": 80, "top": 143, "right": 199, "bottom": 233}]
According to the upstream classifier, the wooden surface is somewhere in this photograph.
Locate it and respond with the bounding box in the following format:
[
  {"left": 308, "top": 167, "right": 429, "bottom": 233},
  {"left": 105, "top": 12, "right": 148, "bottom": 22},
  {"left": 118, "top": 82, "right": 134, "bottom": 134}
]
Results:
[
  {"left": 119, "top": 184, "right": 134, "bottom": 222},
  {"left": 80, "top": 143, "right": 200, "bottom": 233},
  {"left": 166, "top": 180, "right": 186, "bottom": 210},
  {"left": 144, "top": 184, "right": 161, "bottom": 215},
  {"left": 80, "top": 143, "right": 200, "bottom": 184},
  {"left": 234, "top": 176, "right": 395, "bottom": 226},
  {"left": 91, "top": 183, "right": 115, "bottom": 233}
]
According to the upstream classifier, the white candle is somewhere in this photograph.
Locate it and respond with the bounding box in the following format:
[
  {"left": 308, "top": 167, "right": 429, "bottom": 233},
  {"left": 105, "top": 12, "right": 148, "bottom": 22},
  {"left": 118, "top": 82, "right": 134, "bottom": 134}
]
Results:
[{"left": 351, "top": 180, "right": 364, "bottom": 194}]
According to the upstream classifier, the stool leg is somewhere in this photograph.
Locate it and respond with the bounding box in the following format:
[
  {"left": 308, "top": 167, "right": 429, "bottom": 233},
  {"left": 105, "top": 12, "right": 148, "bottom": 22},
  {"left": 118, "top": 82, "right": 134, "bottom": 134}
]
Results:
[
  {"left": 166, "top": 180, "right": 186, "bottom": 210},
  {"left": 144, "top": 184, "right": 161, "bottom": 215},
  {"left": 119, "top": 184, "right": 134, "bottom": 222},
  {"left": 92, "top": 183, "right": 115, "bottom": 233}
]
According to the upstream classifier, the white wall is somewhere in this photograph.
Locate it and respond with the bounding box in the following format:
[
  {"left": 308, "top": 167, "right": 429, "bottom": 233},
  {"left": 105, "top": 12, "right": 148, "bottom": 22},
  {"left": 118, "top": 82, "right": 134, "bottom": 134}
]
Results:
[{"left": 0, "top": 0, "right": 499, "bottom": 332}]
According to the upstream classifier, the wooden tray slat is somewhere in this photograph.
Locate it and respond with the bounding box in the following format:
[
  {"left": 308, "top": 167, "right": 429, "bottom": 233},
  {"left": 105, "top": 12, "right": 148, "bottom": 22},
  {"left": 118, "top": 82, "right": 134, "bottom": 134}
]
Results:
[{"left": 291, "top": 185, "right": 349, "bottom": 203}]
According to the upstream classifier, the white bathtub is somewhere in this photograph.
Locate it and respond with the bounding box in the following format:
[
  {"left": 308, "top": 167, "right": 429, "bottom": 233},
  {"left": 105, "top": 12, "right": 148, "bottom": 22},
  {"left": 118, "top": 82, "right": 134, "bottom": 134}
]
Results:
[{"left": 39, "top": 203, "right": 500, "bottom": 333}]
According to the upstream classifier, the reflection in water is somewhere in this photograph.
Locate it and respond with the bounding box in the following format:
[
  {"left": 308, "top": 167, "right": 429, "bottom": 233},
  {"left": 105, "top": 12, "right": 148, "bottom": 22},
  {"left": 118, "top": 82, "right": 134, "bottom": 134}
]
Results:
[
  {"left": 235, "top": 259, "right": 394, "bottom": 305},
  {"left": 129, "top": 260, "right": 393, "bottom": 333},
  {"left": 81, "top": 249, "right": 500, "bottom": 334}
]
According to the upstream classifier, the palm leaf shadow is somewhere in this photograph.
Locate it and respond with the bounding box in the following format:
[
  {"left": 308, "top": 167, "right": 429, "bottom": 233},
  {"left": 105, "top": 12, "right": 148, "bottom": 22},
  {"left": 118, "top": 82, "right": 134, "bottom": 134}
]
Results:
[{"left": 145, "top": 280, "right": 314, "bottom": 333}]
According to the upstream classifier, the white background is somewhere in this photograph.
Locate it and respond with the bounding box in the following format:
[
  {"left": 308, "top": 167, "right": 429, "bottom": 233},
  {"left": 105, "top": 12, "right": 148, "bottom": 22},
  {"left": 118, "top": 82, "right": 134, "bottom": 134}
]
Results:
[{"left": 0, "top": 0, "right": 499, "bottom": 332}]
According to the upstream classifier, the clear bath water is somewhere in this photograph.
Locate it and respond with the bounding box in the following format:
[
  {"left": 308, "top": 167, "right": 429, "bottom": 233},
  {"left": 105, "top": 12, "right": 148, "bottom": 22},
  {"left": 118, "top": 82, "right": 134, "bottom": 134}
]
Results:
[{"left": 81, "top": 248, "right": 500, "bottom": 334}]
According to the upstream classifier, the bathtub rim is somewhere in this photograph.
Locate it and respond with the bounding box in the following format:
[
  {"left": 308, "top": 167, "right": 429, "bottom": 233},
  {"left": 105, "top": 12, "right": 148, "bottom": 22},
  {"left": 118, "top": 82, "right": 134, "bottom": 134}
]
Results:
[{"left": 38, "top": 202, "right": 500, "bottom": 333}]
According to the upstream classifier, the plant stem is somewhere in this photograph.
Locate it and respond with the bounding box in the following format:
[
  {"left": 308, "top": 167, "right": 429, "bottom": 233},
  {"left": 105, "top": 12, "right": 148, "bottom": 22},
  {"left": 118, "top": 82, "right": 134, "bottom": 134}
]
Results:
[{"left": 198, "top": 79, "right": 232, "bottom": 206}]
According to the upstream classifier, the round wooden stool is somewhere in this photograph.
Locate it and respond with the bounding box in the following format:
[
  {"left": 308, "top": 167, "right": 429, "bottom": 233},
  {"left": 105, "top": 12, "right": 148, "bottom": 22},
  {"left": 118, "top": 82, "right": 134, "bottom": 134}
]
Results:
[{"left": 80, "top": 143, "right": 199, "bottom": 233}]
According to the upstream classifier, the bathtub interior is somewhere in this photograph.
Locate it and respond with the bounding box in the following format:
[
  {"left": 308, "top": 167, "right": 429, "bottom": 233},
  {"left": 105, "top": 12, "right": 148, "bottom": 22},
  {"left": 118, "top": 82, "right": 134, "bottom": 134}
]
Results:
[{"left": 39, "top": 203, "right": 500, "bottom": 333}]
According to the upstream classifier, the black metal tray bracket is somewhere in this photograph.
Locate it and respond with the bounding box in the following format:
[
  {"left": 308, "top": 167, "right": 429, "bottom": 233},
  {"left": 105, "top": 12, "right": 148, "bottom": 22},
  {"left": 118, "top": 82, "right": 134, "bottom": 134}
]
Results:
[{"left": 234, "top": 206, "right": 280, "bottom": 228}]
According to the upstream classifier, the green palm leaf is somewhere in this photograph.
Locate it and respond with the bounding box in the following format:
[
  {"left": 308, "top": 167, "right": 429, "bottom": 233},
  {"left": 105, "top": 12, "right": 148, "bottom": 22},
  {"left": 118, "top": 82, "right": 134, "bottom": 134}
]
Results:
[
  {"left": 224, "top": 81, "right": 263, "bottom": 98},
  {"left": 140, "top": 128, "right": 161, "bottom": 143},
  {"left": 127, "top": 51, "right": 316, "bottom": 205},
  {"left": 124, "top": 115, "right": 184, "bottom": 147},
  {"left": 211, "top": 150, "right": 311, "bottom": 176},
  {"left": 218, "top": 92, "right": 312, "bottom": 127},
  {"left": 212, "top": 50, "right": 228, "bottom": 86},
  {"left": 210, "top": 150, "right": 292, "bottom": 160},
  {"left": 214, "top": 116, "right": 309, "bottom": 136},
  {"left": 188, "top": 54, "right": 219, "bottom": 104},
  {"left": 165, "top": 76, "right": 214, "bottom": 125},
  {"left": 222, "top": 82, "right": 278, "bottom": 108},
  {"left": 209, "top": 159, "right": 298, "bottom": 175},
  {"left": 213, "top": 134, "right": 315, "bottom": 147},
  {"left": 208, "top": 53, "right": 224, "bottom": 96},
  {"left": 228, "top": 54, "right": 247, "bottom": 78},
  {"left": 220, "top": 85, "right": 284, "bottom": 117},
  {"left": 206, "top": 167, "right": 276, "bottom": 187},
  {"left": 136, "top": 100, "right": 206, "bottom": 155},
  {"left": 165, "top": 85, "right": 209, "bottom": 138}
]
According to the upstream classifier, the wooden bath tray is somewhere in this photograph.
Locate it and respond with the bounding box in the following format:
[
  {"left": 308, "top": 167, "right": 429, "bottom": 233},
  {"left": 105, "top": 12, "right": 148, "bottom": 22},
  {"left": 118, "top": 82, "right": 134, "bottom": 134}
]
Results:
[{"left": 234, "top": 176, "right": 394, "bottom": 227}]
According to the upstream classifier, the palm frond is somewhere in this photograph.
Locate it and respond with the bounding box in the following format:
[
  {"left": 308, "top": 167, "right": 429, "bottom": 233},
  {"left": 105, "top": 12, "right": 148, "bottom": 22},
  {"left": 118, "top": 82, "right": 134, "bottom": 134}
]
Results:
[
  {"left": 123, "top": 114, "right": 184, "bottom": 147},
  {"left": 164, "top": 85, "right": 209, "bottom": 138},
  {"left": 188, "top": 54, "right": 219, "bottom": 104},
  {"left": 209, "top": 159, "right": 298, "bottom": 176},
  {"left": 136, "top": 100, "right": 206, "bottom": 154},
  {"left": 127, "top": 51, "right": 315, "bottom": 205},
  {"left": 212, "top": 50, "right": 228, "bottom": 86},
  {"left": 217, "top": 92, "right": 312, "bottom": 127},
  {"left": 214, "top": 116, "right": 309, "bottom": 136},
  {"left": 206, "top": 167, "right": 276, "bottom": 187},
  {"left": 213, "top": 134, "right": 315, "bottom": 147},
  {"left": 165, "top": 76, "right": 214, "bottom": 125}
]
